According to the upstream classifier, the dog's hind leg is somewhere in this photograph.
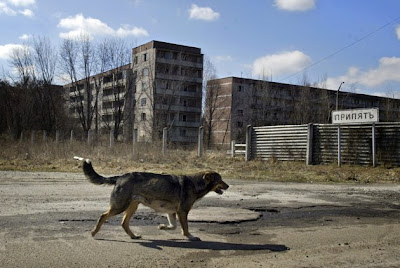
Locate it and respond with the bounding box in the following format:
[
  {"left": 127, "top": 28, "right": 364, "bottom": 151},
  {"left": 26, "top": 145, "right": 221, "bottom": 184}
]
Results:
[
  {"left": 91, "top": 207, "right": 119, "bottom": 237},
  {"left": 158, "top": 213, "right": 177, "bottom": 230},
  {"left": 177, "top": 211, "right": 200, "bottom": 241},
  {"left": 122, "top": 201, "right": 141, "bottom": 239}
]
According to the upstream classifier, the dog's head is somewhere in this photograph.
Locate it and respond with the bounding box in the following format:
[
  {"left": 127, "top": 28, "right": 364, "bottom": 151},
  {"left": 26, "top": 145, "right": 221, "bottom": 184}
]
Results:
[{"left": 203, "top": 172, "right": 229, "bottom": 195}]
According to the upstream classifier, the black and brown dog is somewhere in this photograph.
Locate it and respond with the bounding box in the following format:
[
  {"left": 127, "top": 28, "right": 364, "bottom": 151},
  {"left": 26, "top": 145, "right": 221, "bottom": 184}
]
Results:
[{"left": 74, "top": 157, "right": 229, "bottom": 241}]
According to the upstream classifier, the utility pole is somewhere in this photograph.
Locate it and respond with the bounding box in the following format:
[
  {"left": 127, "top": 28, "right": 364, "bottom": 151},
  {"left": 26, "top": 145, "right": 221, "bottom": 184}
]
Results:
[{"left": 336, "top": 82, "right": 345, "bottom": 110}]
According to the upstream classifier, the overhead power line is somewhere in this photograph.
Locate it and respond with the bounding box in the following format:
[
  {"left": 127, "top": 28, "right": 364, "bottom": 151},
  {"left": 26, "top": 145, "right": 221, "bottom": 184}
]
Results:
[{"left": 281, "top": 15, "right": 400, "bottom": 82}]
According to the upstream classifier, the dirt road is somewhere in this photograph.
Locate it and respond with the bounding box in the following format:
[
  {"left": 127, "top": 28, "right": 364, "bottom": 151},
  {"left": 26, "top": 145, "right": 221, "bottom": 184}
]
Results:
[{"left": 0, "top": 170, "right": 399, "bottom": 267}]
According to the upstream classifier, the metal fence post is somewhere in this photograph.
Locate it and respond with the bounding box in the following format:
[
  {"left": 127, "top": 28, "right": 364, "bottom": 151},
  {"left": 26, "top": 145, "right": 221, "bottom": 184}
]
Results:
[
  {"left": 245, "top": 125, "right": 252, "bottom": 161},
  {"left": 337, "top": 125, "right": 341, "bottom": 167},
  {"left": 306, "top": 123, "right": 313, "bottom": 165},
  {"left": 110, "top": 129, "right": 114, "bottom": 148},
  {"left": 70, "top": 130, "right": 74, "bottom": 143},
  {"left": 132, "top": 129, "right": 137, "bottom": 156},
  {"left": 88, "top": 129, "right": 92, "bottom": 146},
  {"left": 231, "top": 140, "right": 236, "bottom": 157},
  {"left": 197, "top": 126, "right": 204, "bottom": 157},
  {"left": 372, "top": 123, "right": 376, "bottom": 167},
  {"left": 43, "top": 130, "right": 47, "bottom": 143},
  {"left": 162, "top": 127, "right": 168, "bottom": 156}
]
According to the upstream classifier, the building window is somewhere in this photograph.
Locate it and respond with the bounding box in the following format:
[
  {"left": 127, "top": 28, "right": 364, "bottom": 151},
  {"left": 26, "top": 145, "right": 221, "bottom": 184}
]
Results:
[
  {"left": 237, "top": 121, "right": 244, "bottom": 128},
  {"left": 238, "top": 85, "right": 243, "bottom": 92},
  {"left": 182, "top": 114, "right": 187, "bottom": 122},
  {"left": 141, "top": 113, "right": 146, "bottom": 121},
  {"left": 143, "top": 53, "right": 148, "bottom": 62},
  {"left": 142, "top": 68, "right": 149, "bottom": 76},
  {"left": 180, "top": 129, "right": 187, "bottom": 137},
  {"left": 141, "top": 82, "right": 147, "bottom": 91},
  {"left": 141, "top": 98, "right": 146, "bottom": 106},
  {"left": 238, "top": 109, "right": 243, "bottom": 116}
]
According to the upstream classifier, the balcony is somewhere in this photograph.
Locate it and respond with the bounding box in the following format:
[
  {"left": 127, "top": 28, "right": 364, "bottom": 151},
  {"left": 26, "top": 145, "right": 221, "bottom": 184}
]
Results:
[
  {"left": 155, "top": 104, "right": 201, "bottom": 113},
  {"left": 155, "top": 88, "right": 201, "bottom": 98},
  {"left": 173, "top": 121, "right": 201, "bottom": 128},
  {"left": 155, "top": 73, "right": 202, "bottom": 84},
  {"left": 156, "top": 57, "right": 203, "bottom": 69}
]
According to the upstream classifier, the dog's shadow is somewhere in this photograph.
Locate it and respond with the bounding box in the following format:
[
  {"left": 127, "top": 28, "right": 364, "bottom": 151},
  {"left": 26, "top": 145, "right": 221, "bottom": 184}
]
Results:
[{"left": 96, "top": 238, "right": 289, "bottom": 252}]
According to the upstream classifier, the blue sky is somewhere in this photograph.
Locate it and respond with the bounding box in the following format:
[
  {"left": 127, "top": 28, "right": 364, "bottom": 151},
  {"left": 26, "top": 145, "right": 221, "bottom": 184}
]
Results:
[{"left": 1, "top": 0, "right": 400, "bottom": 97}]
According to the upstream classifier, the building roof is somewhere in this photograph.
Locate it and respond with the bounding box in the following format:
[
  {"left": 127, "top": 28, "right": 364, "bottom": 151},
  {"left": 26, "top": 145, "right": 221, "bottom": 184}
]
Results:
[
  {"left": 208, "top": 76, "right": 400, "bottom": 101},
  {"left": 132, "top": 40, "right": 201, "bottom": 54}
]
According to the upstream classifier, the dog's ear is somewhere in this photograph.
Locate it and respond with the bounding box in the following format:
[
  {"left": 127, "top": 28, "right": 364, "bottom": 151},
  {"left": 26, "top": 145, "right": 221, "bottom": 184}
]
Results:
[{"left": 203, "top": 172, "right": 215, "bottom": 183}]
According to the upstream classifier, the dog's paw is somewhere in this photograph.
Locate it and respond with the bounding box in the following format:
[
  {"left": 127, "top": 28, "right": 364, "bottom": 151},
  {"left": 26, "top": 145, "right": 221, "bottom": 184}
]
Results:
[
  {"left": 158, "top": 224, "right": 176, "bottom": 230},
  {"left": 158, "top": 224, "right": 167, "bottom": 230},
  {"left": 187, "top": 235, "right": 201, "bottom": 241},
  {"left": 130, "top": 233, "right": 142, "bottom": 239}
]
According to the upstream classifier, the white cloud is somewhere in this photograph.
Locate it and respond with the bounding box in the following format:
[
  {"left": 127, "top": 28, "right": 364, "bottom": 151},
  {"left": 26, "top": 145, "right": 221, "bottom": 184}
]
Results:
[
  {"left": 58, "top": 14, "right": 149, "bottom": 39},
  {"left": 189, "top": 4, "right": 220, "bottom": 21},
  {"left": 19, "top": 33, "right": 32, "bottom": 40},
  {"left": 396, "top": 25, "right": 400, "bottom": 40},
  {"left": 326, "top": 57, "right": 400, "bottom": 90},
  {"left": 7, "top": 0, "right": 35, "bottom": 7},
  {"left": 252, "top": 50, "right": 312, "bottom": 78},
  {"left": 19, "top": 8, "right": 33, "bottom": 17},
  {"left": 116, "top": 25, "right": 149, "bottom": 38},
  {"left": 0, "top": 2, "right": 17, "bottom": 15},
  {"left": 0, "top": 43, "right": 26, "bottom": 59},
  {"left": 0, "top": 0, "right": 34, "bottom": 17},
  {"left": 274, "top": 0, "right": 316, "bottom": 11}
]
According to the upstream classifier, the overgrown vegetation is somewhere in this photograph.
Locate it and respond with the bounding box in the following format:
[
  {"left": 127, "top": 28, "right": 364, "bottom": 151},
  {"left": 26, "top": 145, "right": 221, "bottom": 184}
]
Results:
[{"left": 0, "top": 136, "right": 399, "bottom": 184}]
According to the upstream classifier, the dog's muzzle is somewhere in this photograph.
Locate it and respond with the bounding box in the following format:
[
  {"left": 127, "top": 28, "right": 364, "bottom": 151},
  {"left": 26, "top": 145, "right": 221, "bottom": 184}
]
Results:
[{"left": 215, "top": 182, "right": 229, "bottom": 195}]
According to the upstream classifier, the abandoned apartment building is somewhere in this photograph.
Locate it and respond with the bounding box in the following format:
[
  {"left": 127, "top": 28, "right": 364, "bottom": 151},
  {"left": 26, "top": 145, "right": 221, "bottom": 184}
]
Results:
[
  {"left": 66, "top": 40, "right": 203, "bottom": 143},
  {"left": 206, "top": 77, "right": 400, "bottom": 146},
  {"left": 66, "top": 41, "right": 400, "bottom": 146}
]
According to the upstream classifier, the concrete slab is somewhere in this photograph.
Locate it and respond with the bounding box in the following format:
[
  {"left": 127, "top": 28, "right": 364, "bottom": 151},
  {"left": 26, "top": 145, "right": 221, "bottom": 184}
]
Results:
[{"left": 188, "top": 207, "right": 261, "bottom": 223}]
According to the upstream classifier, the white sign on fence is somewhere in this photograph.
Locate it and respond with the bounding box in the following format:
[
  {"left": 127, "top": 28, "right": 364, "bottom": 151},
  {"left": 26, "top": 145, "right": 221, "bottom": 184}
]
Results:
[{"left": 332, "top": 108, "right": 379, "bottom": 124}]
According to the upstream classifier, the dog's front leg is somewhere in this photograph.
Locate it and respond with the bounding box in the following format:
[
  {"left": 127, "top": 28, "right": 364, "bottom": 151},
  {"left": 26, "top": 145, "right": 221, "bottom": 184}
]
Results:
[
  {"left": 158, "top": 213, "right": 177, "bottom": 230},
  {"left": 177, "top": 211, "right": 200, "bottom": 241}
]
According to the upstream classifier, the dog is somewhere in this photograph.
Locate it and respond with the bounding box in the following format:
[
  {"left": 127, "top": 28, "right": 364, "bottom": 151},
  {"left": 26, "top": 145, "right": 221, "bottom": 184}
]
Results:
[{"left": 74, "top": 156, "right": 229, "bottom": 241}]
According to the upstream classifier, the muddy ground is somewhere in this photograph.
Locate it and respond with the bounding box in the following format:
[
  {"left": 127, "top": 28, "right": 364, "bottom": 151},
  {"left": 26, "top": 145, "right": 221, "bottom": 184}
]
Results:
[{"left": 0, "top": 170, "right": 399, "bottom": 267}]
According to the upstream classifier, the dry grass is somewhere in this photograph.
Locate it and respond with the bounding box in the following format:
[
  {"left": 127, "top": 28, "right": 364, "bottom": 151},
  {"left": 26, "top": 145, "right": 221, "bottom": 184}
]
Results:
[{"left": 0, "top": 136, "right": 399, "bottom": 184}]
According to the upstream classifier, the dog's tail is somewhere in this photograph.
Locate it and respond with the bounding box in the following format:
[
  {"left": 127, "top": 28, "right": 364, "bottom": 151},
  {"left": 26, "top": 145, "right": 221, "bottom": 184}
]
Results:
[{"left": 73, "top": 156, "right": 117, "bottom": 185}]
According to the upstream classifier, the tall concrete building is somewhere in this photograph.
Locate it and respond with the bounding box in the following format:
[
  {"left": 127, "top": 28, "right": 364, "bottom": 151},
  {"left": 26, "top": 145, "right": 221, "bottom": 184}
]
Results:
[
  {"left": 66, "top": 41, "right": 203, "bottom": 144},
  {"left": 132, "top": 41, "right": 203, "bottom": 143},
  {"left": 206, "top": 77, "right": 400, "bottom": 146}
]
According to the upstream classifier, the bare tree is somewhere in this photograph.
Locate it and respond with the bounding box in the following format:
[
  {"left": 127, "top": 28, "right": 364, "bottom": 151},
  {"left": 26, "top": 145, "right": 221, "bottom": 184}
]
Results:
[
  {"left": 97, "top": 38, "right": 133, "bottom": 140},
  {"left": 8, "top": 36, "right": 66, "bottom": 135},
  {"left": 60, "top": 34, "right": 98, "bottom": 134},
  {"left": 202, "top": 57, "right": 220, "bottom": 147}
]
